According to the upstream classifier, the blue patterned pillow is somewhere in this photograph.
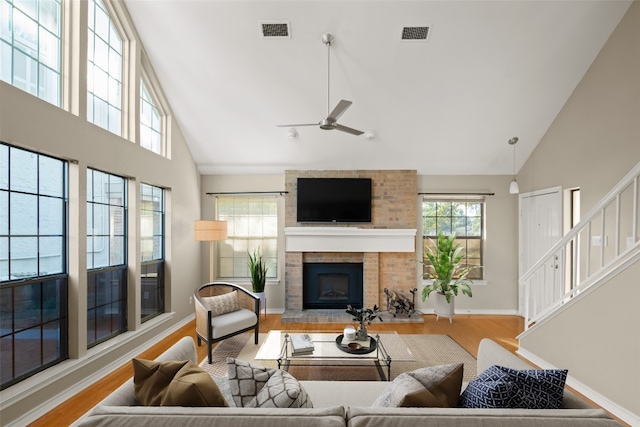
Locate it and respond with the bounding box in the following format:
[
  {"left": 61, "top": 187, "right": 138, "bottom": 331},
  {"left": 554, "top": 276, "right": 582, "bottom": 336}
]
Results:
[
  {"left": 459, "top": 365, "right": 515, "bottom": 408},
  {"left": 459, "top": 365, "right": 568, "bottom": 409}
]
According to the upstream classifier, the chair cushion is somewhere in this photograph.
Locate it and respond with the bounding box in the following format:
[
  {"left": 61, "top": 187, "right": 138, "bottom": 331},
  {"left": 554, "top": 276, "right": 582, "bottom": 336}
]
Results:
[
  {"left": 204, "top": 291, "right": 241, "bottom": 317},
  {"left": 132, "top": 359, "right": 228, "bottom": 407},
  {"left": 211, "top": 308, "right": 257, "bottom": 339}
]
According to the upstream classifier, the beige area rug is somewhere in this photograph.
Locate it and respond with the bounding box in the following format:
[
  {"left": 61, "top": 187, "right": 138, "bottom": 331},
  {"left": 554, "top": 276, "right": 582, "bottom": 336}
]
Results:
[{"left": 200, "top": 333, "right": 477, "bottom": 382}]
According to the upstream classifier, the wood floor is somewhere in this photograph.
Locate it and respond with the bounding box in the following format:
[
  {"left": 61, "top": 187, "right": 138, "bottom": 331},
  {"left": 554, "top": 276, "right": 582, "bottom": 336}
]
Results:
[{"left": 30, "top": 314, "right": 524, "bottom": 426}]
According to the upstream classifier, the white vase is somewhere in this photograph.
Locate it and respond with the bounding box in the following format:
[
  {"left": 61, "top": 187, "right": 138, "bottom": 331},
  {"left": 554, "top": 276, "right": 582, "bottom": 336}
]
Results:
[
  {"left": 254, "top": 291, "right": 266, "bottom": 318},
  {"left": 434, "top": 292, "right": 455, "bottom": 323}
]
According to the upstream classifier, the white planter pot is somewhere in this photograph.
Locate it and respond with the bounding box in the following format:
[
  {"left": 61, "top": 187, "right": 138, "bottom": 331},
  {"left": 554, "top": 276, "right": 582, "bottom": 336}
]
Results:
[
  {"left": 254, "top": 291, "right": 266, "bottom": 318},
  {"left": 434, "top": 292, "right": 455, "bottom": 323}
]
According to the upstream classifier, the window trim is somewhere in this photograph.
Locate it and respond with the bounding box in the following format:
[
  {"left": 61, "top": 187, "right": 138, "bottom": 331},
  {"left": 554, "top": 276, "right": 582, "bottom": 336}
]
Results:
[
  {"left": 420, "top": 195, "right": 485, "bottom": 281},
  {"left": 139, "top": 71, "right": 166, "bottom": 156}
]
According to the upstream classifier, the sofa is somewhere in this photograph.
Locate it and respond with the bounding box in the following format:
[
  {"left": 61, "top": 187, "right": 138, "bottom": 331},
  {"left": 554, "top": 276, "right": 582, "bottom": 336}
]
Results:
[{"left": 74, "top": 335, "right": 620, "bottom": 426}]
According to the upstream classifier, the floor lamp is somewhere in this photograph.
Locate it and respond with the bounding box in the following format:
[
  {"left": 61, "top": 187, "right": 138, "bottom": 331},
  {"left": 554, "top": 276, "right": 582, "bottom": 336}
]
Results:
[{"left": 194, "top": 220, "right": 228, "bottom": 282}]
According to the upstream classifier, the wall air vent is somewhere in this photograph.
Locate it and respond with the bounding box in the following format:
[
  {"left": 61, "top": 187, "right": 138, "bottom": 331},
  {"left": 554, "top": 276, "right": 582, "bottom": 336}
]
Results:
[
  {"left": 260, "top": 21, "right": 291, "bottom": 38},
  {"left": 401, "top": 26, "right": 430, "bottom": 42}
]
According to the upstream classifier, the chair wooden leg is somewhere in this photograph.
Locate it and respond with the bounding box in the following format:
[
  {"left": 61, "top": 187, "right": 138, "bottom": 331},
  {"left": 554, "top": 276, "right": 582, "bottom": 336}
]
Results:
[
  {"left": 254, "top": 327, "right": 259, "bottom": 344},
  {"left": 197, "top": 336, "right": 202, "bottom": 346},
  {"left": 208, "top": 341, "right": 213, "bottom": 364}
]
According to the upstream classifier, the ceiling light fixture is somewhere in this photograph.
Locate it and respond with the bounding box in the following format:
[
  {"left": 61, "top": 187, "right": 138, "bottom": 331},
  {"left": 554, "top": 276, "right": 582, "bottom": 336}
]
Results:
[
  {"left": 365, "top": 131, "right": 377, "bottom": 140},
  {"left": 508, "top": 137, "right": 520, "bottom": 194},
  {"left": 286, "top": 128, "right": 298, "bottom": 139}
]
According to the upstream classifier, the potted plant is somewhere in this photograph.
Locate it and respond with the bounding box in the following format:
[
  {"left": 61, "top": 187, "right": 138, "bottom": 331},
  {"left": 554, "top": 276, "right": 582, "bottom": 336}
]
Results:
[
  {"left": 248, "top": 247, "right": 267, "bottom": 312},
  {"left": 345, "top": 304, "right": 382, "bottom": 340},
  {"left": 415, "top": 232, "right": 477, "bottom": 322}
]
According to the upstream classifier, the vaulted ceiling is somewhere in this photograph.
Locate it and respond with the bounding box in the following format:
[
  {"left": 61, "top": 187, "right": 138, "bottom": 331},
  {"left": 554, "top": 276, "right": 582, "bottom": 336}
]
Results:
[{"left": 123, "top": 0, "right": 631, "bottom": 176}]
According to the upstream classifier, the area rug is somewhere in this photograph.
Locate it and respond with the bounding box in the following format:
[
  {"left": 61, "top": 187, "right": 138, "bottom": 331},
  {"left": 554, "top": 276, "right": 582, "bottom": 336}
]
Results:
[{"left": 200, "top": 333, "right": 477, "bottom": 382}]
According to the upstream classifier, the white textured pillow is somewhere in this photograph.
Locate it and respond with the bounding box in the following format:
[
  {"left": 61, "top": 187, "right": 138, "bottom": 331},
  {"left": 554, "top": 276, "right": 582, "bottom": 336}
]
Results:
[
  {"left": 204, "top": 291, "right": 240, "bottom": 317},
  {"left": 249, "top": 369, "right": 313, "bottom": 408},
  {"left": 226, "top": 357, "right": 272, "bottom": 407}
]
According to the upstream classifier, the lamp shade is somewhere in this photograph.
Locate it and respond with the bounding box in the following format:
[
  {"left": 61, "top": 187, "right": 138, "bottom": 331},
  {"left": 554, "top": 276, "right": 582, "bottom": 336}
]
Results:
[
  {"left": 509, "top": 179, "right": 520, "bottom": 195},
  {"left": 194, "top": 220, "right": 228, "bottom": 241}
]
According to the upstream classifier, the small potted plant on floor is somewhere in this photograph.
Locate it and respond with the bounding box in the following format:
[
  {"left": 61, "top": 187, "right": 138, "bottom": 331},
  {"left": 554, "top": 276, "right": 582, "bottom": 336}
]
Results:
[
  {"left": 248, "top": 247, "right": 267, "bottom": 311},
  {"left": 415, "top": 232, "right": 477, "bottom": 322},
  {"left": 346, "top": 304, "right": 382, "bottom": 340}
]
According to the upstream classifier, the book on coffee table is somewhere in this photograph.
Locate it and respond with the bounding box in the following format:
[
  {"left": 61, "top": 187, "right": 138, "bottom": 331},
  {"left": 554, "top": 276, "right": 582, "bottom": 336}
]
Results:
[{"left": 290, "top": 334, "right": 315, "bottom": 355}]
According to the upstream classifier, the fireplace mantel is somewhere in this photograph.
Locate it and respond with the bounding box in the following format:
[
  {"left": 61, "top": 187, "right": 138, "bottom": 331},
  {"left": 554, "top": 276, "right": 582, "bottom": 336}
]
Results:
[{"left": 284, "top": 227, "right": 417, "bottom": 253}]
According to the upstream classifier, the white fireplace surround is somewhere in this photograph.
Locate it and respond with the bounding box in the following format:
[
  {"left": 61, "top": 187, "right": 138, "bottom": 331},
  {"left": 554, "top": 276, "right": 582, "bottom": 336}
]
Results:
[{"left": 284, "top": 227, "right": 417, "bottom": 253}]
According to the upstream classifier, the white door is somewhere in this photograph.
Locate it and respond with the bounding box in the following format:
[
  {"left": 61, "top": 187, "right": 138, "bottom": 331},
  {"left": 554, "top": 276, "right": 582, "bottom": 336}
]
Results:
[{"left": 518, "top": 187, "right": 563, "bottom": 316}]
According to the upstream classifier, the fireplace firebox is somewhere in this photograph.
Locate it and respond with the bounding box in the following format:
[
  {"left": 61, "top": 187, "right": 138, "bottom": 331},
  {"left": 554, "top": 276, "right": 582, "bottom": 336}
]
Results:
[{"left": 303, "top": 263, "right": 363, "bottom": 309}]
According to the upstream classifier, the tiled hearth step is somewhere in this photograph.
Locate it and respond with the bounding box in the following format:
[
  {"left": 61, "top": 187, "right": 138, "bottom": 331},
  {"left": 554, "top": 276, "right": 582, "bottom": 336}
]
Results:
[{"left": 280, "top": 309, "right": 425, "bottom": 323}]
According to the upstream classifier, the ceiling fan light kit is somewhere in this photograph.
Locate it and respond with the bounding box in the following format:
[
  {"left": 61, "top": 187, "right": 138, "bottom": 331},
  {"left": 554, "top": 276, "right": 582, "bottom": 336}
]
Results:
[{"left": 277, "top": 33, "right": 364, "bottom": 136}]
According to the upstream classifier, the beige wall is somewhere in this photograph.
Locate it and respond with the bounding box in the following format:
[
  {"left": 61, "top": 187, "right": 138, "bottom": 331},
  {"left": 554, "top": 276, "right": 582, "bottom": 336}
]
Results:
[
  {"left": 0, "top": 82, "right": 201, "bottom": 424},
  {"left": 202, "top": 172, "right": 519, "bottom": 313},
  {"left": 416, "top": 175, "right": 519, "bottom": 313},
  {"left": 518, "top": 2, "right": 640, "bottom": 421}
]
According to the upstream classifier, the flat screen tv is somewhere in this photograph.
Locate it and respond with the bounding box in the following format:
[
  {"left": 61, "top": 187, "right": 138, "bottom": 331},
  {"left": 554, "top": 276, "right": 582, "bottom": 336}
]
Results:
[{"left": 297, "top": 177, "right": 372, "bottom": 223}]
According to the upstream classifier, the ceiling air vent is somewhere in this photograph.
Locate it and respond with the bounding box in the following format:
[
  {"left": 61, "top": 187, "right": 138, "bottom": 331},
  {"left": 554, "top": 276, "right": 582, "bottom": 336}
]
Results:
[
  {"left": 260, "top": 21, "right": 291, "bottom": 39},
  {"left": 401, "top": 26, "right": 430, "bottom": 42}
]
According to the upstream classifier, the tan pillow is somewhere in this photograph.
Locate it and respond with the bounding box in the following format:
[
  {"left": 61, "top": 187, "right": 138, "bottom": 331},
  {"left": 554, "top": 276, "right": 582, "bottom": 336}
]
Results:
[
  {"left": 372, "top": 363, "right": 464, "bottom": 408},
  {"left": 133, "top": 359, "right": 228, "bottom": 407},
  {"left": 204, "top": 291, "right": 241, "bottom": 317}
]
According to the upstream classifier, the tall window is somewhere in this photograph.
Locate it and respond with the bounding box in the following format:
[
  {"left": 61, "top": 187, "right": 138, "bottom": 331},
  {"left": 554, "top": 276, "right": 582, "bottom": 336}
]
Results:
[
  {"left": 216, "top": 196, "right": 277, "bottom": 280},
  {"left": 140, "top": 183, "right": 164, "bottom": 322},
  {"left": 87, "top": 0, "right": 122, "bottom": 135},
  {"left": 86, "top": 169, "right": 126, "bottom": 347},
  {"left": 1, "top": 0, "right": 62, "bottom": 106},
  {"left": 140, "top": 78, "right": 162, "bottom": 155},
  {"left": 421, "top": 197, "right": 484, "bottom": 280},
  {"left": 0, "top": 142, "right": 68, "bottom": 390}
]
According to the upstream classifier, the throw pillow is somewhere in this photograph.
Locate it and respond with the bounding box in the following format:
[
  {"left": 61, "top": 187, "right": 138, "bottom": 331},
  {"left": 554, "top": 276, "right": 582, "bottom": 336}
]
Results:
[
  {"left": 458, "top": 365, "right": 515, "bottom": 408},
  {"left": 459, "top": 365, "right": 568, "bottom": 409},
  {"left": 132, "top": 359, "right": 228, "bottom": 407},
  {"left": 204, "top": 291, "right": 241, "bottom": 317},
  {"left": 372, "top": 363, "right": 464, "bottom": 408},
  {"left": 248, "top": 368, "right": 313, "bottom": 408},
  {"left": 226, "top": 357, "right": 274, "bottom": 407}
]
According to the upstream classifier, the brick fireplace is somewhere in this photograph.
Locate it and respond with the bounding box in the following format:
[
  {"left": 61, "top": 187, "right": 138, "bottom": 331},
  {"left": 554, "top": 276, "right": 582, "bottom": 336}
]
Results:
[{"left": 283, "top": 170, "right": 419, "bottom": 321}]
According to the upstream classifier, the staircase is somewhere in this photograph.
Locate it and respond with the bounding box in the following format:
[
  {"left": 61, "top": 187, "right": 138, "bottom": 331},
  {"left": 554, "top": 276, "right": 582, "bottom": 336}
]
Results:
[{"left": 518, "top": 161, "right": 640, "bottom": 334}]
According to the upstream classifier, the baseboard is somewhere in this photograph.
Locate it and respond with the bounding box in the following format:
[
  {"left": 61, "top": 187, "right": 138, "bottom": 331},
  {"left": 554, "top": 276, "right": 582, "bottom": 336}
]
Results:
[
  {"left": 517, "top": 348, "right": 639, "bottom": 426},
  {"left": 1, "top": 313, "right": 192, "bottom": 427},
  {"left": 419, "top": 308, "right": 519, "bottom": 316}
]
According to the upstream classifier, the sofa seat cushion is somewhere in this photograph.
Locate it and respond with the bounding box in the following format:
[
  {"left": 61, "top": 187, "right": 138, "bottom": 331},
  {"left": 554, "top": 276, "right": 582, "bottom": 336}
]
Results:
[
  {"left": 211, "top": 308, "right": 257, "bottom": 339},
  {"left": 459, "top": 365, "right": 568, "bottom": 409},
  {"left": 372, "top": 363, "right": 463, "bottom": 408},
  {"left": 132, "top": 359, "right": 228, "bottom": 407}
]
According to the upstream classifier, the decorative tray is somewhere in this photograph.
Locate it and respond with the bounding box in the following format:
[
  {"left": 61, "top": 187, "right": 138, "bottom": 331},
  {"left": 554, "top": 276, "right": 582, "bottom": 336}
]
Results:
[{"left": 335, "top": 334, "right": 377, "bottom": 354}]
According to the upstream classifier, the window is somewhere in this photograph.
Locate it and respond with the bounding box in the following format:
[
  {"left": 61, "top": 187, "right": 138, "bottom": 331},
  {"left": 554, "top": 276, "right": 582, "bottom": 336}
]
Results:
[
  {"left": 0, "top": 142, "right": 68, "bottom": 390},
  {"left": 87, "top": 0, "right": 122, "bottom": 135},
  {"left": 140, "top": 183, "right": 164, "bottom": 322},
  {"left": 1, "top": 0, "right": 62, "bottom": 106},
  {"left": 139, "top": 78, "right": 162, "bottom": 155},
  {"left": 421, "top": 197, "right": 484, "bottom": 280},
  {"left": 216, "top": 196, "right": 277, "bottom": 280},
  {"left": 86, "top": 168, "right": 126, "bottom": 347}
]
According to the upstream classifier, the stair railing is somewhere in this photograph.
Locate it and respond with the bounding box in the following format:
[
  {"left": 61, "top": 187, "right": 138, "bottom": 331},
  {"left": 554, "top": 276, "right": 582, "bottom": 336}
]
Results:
[{"left": 521, "top": 161, "right": 640, "bottom": 330}]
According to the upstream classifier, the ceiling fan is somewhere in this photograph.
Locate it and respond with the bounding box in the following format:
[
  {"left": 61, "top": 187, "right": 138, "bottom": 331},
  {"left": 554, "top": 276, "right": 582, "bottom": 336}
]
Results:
[{"left": 277, "top": 33, "right": 364, "bottom": 136}]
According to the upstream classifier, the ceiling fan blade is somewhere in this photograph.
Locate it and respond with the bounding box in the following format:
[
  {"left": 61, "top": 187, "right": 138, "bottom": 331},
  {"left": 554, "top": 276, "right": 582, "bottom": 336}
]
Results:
[
  {"left": 276, "top": 123, "right": 319, "bottom": 127},
  {"left": 327, "top": 100, "right": 353, "bottom": 121},
  {"left": 334, "top": 123, "right": 364, "bottom": 136}
]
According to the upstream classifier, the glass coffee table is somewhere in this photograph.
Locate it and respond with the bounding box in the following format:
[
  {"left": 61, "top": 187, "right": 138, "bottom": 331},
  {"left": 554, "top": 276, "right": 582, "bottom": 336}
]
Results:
[{"left": 255, "top": 331, "right": 413, "bottom": 381}]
